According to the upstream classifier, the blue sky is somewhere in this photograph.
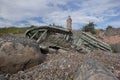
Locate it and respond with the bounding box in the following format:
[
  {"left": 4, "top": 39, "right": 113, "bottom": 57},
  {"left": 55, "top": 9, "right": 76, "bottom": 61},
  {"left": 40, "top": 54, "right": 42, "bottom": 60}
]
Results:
[{"left": 0, "top": 0, "right": 120, "bottom": 29}]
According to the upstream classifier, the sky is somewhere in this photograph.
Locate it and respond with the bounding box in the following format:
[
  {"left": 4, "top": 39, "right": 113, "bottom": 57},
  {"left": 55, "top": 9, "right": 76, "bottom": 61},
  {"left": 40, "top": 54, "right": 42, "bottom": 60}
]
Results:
[{"left": 0, "top": 0, "right": 120, "bottom": 29}]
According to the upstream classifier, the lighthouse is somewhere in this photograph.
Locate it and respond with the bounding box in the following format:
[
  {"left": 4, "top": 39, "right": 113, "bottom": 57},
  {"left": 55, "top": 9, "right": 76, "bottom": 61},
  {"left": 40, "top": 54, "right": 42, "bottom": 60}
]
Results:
[{"left": 66, "top": 16, "right": 72, "bottom": 31}]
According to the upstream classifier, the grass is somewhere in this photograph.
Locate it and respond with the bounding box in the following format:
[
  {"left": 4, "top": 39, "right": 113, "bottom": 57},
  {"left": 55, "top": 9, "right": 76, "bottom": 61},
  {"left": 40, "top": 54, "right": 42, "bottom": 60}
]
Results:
[{"left": 0, "top": 27, "right": 32, "bottom": 34}]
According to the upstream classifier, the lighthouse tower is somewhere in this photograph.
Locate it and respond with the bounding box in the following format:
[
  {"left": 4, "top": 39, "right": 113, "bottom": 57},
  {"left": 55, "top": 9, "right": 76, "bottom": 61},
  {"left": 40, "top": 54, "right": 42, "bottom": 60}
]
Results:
[{"left": 66, "top": 16, "right": 72, "bottom": 31}]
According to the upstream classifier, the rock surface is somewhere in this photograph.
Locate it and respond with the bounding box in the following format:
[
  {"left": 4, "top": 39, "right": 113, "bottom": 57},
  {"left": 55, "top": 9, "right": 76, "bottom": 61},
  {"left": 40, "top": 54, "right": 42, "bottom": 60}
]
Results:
[
  {"left": 74, "top": 59, "right": 118, "bottom": 80},
  {"left": 8, "top": 51, "right": 120, "bottom": 80},
  {"left": 0, "top": 75, "right": 7, "bottom": 80},
  {"left": 0, "top": 35, "right": 45, "bottom": 74}
]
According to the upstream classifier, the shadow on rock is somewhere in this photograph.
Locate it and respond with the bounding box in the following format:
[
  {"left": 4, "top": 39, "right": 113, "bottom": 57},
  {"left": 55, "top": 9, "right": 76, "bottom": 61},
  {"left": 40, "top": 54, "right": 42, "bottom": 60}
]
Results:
[
  {"left": 74, "top": 59, "right": 119, "bottom": 80},
  {"left": 0, "top": 35, "right": 46, "bottom": 74}
]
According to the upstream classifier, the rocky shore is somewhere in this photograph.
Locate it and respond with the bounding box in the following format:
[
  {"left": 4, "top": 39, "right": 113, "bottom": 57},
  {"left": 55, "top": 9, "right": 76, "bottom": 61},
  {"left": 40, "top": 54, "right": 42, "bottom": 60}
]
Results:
[
  {"left": 0, "top": 35, "right": 120, "bottom": 80},
  {"left": 4, "top": 51, "right": 120, "bottom": 80}
]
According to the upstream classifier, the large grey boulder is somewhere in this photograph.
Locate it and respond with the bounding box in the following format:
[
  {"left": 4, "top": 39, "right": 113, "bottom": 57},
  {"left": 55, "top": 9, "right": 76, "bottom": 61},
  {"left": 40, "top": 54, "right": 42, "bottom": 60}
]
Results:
[
  {"left": 0, "top": 35, "right": 45, "bottom": 74},
  {"left": 74, "top": 59, "right": 118, "bottom": 80}
]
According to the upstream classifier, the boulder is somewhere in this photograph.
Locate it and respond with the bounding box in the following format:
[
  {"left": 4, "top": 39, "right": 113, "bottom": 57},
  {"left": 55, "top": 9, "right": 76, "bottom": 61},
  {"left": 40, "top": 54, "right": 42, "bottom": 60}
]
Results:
[
  {"left": 0, "top": 35, "right": 45, "bottom": 74},
  {"left": 74, "top": 59, "right": 118, "bottom": 80}
]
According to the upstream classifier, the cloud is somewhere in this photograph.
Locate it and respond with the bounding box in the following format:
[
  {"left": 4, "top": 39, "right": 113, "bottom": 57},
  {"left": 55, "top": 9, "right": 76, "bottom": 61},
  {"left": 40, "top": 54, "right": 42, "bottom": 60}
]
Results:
[
  {"left": 0, "top": 0, "right": 120, "bottom": 29},
  {"left": 107, "top": 21, "right": 120, "bottom": 28}
]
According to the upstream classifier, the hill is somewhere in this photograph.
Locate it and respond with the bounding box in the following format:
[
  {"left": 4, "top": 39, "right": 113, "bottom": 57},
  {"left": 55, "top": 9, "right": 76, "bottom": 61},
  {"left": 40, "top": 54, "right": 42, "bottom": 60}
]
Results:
[{"left": 0, "top": 27, "right": 32, "bottom": 35}]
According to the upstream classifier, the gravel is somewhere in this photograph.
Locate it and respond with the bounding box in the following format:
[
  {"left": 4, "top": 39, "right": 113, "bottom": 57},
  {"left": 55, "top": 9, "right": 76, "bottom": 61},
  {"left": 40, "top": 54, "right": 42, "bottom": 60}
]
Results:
[
  {"left": 0, "top": 34, "right": 119, "bottom": 80},
  {"left": 7, "top": 50, "right": 120, "bottom": 80}
]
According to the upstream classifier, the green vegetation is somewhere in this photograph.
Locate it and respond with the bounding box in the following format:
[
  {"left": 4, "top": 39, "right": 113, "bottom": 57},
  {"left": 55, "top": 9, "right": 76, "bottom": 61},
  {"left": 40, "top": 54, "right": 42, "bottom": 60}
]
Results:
[
  {"left": 0, "top": 26, "right": 33, "bottom": 34},
  {"left": 106, "top": 25, "right": 113, "bottom": 30},
  {"left": 111, "top": 43, "right": 120, "bottom": 53},
  {"left": 82, "top": 22, "right": 96, "bottom": 34}
]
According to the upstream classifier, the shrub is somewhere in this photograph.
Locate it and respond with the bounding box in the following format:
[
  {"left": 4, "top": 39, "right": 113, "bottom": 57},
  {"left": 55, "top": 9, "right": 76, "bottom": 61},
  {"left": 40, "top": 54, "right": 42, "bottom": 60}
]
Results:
[
  {"left": 82, "top": 22, "right": 96, "bottom": 34},
  {"left": 106, "top": 25, "right": 113, "bottom": 30},
  {"left": 111, "top": 43, "right": 120, "bottom": 53}
]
